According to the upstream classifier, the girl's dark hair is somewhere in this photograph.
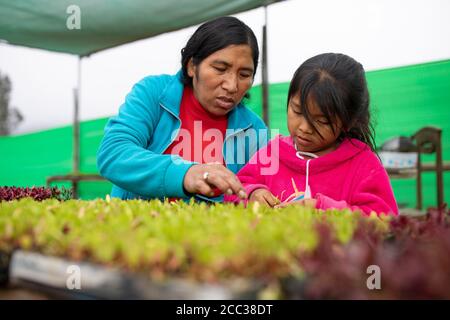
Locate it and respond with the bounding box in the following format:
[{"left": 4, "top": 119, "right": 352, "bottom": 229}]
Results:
[
  {"left": 287, "top": 53, "right": 376, "bottom": 151},
  {"left": 181, "top": 16, "right": 259, "bottom": 87}
]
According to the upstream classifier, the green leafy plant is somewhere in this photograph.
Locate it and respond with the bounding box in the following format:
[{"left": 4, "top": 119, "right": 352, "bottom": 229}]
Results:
[
  {"left": 2, "top": 198, "right": 448, "bottom": 299},
  {"left": 0, "top": 199, "right": 382, "bottom": 283}
]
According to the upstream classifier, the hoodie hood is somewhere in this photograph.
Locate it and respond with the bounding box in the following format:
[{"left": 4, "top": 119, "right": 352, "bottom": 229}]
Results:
[{"left": 277, "top": 135, "right": 370, "bottom": 174}]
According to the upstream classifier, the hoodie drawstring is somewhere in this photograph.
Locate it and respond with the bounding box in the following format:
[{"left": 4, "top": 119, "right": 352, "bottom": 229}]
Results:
[
  {"left": 294, "top": 143, "right": 318, "bottom": 200},
  {"left": 304, "top": 159, "right": 312, "bottom": 199}
]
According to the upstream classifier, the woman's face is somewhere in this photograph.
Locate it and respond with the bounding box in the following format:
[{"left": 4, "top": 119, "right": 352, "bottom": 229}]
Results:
[
  {"left": 188, "top": 44, "right": 254, "bottom": 116},
  {"left": 288, "top": 93, "right": 343, "bottom": 156}
]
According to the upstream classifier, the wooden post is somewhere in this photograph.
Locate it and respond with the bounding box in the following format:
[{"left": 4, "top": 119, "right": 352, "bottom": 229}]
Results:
[
  {"left": 72, "top": 57, "right": 82, "bottom": 198},
  {"left": 436, "top": 129, "right": 444, "bottom": 208},
  {"left": 416, "top": 152, "right": 422, "bottom": 210}
]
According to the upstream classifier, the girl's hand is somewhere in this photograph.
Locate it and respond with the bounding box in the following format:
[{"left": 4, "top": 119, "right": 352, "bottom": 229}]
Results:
[
  {"left": 183, "top": 163, "right": 247, "bottom": 199},
  {"left": 249, "top": 188, "right": 280, "bottom": 207},
  {"left": 274, "top": 198, "right": 317, "bottom": 209}
]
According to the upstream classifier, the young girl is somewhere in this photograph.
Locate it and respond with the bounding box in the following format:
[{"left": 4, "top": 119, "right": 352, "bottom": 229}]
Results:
[{"left": 225, "top": 53, "right": 398, "bottom": 216}]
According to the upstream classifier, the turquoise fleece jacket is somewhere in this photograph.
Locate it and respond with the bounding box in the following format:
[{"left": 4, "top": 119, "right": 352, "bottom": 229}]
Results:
[{"left": 97, "top": 71, "right": 269, "bottom": 201}]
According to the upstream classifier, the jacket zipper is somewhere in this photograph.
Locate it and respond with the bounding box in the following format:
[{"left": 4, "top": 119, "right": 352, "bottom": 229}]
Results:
[{"left": 222, "top": 124, "right": 252, "bottom": 165}]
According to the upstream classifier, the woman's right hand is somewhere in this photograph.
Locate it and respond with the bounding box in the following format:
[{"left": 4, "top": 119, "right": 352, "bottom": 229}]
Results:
[
  {"left": 183, "top": 163, "right": 247, "bottom": 199},
  {"left": 249, "top": 188, "right": 280, "bottom": 207}
]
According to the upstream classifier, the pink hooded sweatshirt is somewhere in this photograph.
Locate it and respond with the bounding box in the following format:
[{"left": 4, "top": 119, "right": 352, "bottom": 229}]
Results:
[{"left": 225, "top": 135, "right": 398, "bottom": 216}]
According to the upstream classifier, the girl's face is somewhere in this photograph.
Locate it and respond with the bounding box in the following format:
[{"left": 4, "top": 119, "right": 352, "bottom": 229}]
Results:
[
  {"left": 187, "top": 44, "right": 254, "bottom": 116},
  {"left": 288, "top": 93, "right": 343, "bottom": 156}
]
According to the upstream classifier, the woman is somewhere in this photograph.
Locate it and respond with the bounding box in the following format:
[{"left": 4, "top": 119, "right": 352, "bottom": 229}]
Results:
[{"left": 97, "top": 16, "right": 268, "bottom": 202}]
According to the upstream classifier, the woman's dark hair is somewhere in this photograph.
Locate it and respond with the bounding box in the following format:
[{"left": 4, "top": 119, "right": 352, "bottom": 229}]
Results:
[
  {"left": 181, "top": 16, "right": 259, "bottom": 87},
  {"left": 287, "top": 53, "right": 376, "bottom": 151}
]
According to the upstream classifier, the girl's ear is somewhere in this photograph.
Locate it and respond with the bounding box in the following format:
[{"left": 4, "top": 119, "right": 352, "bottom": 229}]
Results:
[
  {"left": 344, "top": 118, "right": 358, "bottom": 132},
  {"left": 187, "top": 58, "right": 196, "bottom": 78}
]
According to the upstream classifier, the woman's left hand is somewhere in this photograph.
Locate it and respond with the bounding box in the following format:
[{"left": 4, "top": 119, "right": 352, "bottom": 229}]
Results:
[{"left": 274, "top": 198, "right": 317, "bottom": 209}]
